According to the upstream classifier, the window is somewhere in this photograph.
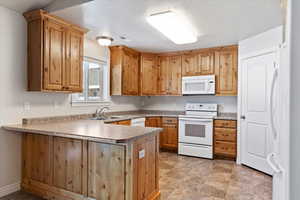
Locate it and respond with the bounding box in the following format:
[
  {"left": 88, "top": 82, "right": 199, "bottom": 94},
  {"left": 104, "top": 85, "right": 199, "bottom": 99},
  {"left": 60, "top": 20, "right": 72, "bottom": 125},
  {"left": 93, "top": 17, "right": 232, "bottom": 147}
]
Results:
[{"left": 72, "top": 57, "right": 108, "bottom": 104}]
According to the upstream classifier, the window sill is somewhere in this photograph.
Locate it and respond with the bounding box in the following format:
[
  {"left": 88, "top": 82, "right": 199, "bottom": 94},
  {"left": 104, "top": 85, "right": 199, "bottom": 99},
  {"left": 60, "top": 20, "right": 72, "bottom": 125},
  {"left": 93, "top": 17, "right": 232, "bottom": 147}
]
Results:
[{"left": 71, "top": 101, "right": 111, "bottom": 107}]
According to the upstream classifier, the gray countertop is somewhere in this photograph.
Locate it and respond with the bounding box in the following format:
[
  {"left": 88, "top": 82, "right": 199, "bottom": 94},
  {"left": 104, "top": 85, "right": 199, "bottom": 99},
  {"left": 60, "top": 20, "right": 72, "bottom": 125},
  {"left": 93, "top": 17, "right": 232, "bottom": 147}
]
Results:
[
  {"left": 2, "top": 120, "right": 162, "bottom": 144},
  {"left": 2, "top": 110, "right": 236, "bottom": 144},
  {"left": 102, "top": 111, "right": 237, "bottom": 122}
]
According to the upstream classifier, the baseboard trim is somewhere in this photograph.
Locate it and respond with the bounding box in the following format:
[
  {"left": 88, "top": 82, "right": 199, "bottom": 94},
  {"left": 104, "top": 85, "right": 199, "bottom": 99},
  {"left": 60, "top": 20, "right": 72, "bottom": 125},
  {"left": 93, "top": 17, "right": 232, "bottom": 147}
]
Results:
[{"left": 0, "top": 182, "right": 21, "bottom": 198}]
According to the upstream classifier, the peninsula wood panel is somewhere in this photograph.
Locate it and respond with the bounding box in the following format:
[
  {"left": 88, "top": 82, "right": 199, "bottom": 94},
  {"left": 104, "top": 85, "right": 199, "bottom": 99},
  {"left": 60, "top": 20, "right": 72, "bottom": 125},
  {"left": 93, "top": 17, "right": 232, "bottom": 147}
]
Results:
[
  {"left": 215, "top": 46, "right": 238, "bottom": 96},
  {"left": 22, "top": 134, "right": 52, "bottom": 185},
  {"left": 21, "top": 131, "right": 160, "bottom": 200},
  {"left": 133, "top": 134, "right": 160, "bottom": 200},
  {"left": 140, "top": 54, "right": 159, "bottom": 95},
  {"left": 53, "top": 137, "right": 87, "bottom": 195},
  {"left": 88, "top": 142, "right": 125, "bottom": 200}
]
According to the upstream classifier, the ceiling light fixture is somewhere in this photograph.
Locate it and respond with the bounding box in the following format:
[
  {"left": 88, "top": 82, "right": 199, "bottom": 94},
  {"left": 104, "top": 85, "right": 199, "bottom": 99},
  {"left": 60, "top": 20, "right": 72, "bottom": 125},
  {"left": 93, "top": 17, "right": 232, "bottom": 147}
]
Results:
[
  {"left": 147, "top": 11, "right": 197, "bottom": 45},
  {"left": 96, "top": 36, "right": 113, "bottom": 46}
]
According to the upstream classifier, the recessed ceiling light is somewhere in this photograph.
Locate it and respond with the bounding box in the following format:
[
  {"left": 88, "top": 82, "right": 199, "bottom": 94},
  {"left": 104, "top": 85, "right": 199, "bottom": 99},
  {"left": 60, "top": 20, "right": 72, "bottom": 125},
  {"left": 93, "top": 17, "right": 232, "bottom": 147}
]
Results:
[
  {"left": 147, "top": 11, "right": 197, "bottom": 45},
  {"left": 96, "top": 36, "right": 113, "bottom": 46}
]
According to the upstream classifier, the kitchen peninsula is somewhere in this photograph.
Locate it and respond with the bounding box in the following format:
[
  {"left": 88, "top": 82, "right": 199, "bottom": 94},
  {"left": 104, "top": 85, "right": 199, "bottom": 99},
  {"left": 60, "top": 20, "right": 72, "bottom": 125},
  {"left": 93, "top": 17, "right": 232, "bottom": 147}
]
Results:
[{"left": 3, "top": 119, "right": 161, "bottom": 200}]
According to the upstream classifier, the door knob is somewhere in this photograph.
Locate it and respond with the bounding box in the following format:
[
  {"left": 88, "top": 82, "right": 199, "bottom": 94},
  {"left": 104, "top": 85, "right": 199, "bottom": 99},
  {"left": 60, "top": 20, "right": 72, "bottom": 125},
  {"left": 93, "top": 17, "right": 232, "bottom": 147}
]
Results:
[{"left": 241, "top": 115, "right": 246, "bottom": 120}]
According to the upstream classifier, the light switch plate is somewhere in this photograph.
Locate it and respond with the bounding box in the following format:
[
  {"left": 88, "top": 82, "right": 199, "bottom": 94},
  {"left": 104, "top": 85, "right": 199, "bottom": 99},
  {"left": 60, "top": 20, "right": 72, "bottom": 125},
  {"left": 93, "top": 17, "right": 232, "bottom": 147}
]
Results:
[{"left": 139, "top": 149, "right": 145, "bottom": 159}]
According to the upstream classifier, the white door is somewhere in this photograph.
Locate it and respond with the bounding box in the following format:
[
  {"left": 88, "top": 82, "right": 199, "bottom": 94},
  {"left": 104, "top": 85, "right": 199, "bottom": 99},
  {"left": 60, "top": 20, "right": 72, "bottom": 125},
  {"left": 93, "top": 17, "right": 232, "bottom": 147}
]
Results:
[{"left": 241, "top": 51, "right": 278, "bottom": 175}]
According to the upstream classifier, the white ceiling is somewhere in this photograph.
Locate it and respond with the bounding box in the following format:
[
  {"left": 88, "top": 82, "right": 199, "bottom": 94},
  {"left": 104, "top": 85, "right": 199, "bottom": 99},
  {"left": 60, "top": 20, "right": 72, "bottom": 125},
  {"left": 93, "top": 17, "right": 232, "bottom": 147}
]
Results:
[
  {"left": 1, "top": 0, "right": 282, "bottom": 52},
  {"left": 0, "top": 0, "right": 54, "bottom": 13}
]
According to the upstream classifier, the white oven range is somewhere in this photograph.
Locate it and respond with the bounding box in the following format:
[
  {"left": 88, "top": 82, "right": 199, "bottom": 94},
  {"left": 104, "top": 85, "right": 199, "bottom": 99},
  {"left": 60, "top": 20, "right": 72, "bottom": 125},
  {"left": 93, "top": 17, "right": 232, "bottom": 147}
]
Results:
[{"left": 179, "top": 103, "right": 218, "bottom": 159}]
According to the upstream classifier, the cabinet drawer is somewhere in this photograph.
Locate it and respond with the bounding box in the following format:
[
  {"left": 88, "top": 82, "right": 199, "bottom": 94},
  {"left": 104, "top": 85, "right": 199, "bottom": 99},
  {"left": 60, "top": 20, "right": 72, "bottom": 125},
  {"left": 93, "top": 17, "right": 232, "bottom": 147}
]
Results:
[
  {"left": 162, "top": 117, "right": 178, "bottom": 124},
  {"left": 214, "top": 141, "right": 236, "bottom": 157},
  {"left": 214, "top": 120, "right": 237, "bottom": 128},
  {"left": 214, "top": 128, "right": 236, "bottom": 142}
]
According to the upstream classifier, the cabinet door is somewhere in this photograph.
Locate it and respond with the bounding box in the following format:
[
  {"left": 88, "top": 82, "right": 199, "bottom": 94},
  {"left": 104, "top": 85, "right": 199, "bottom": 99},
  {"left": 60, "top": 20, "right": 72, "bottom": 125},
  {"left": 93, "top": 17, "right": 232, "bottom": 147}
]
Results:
[
  {"left": 44, "top": 18, "right": 66, "bottom": 91},
  {"left": 199, "top": 51, "right": 214, "bottom": 75},
  {"left": 215, "top": 48, "right": 238, "bottom": 95},
  {"left": 22, "top": 134, "right": 52, "bottom": 184},
  {"left": 161, "top": 118, "right": 178, "bottom": 151},
  {"left": 182, "top": 53, "right": 199, "bottom": 76},
  {"left": 168, "top": 56, "right": 182, "bottom": 95},
  {"left": 140, "top": 54, "right": 159, "bottom": 95},
  {"left": 161, "top": 124, "right": 178, "bottom": 151},
  {"left": 53, "top": 137, "right": 87, "bottom": 195},
  {"left": 65, "top": 29, "right": 83, "bottom": 92},
  {"left": 158, "top": 56, "right": 169, "bottom": 95},
  {"left": 145, "top": 117, "right": 161, "bottom": 127},
  {"left": 122, "top": 50, "right": 139, "bottom": 95},
  {"left": 88, "top": 142, "right": 125, "bottom": 199}
]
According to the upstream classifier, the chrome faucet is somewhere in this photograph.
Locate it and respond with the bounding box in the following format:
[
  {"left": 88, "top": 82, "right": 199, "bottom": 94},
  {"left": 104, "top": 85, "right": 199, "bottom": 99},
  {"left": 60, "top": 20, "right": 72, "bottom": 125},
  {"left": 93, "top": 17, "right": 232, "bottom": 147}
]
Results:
[{"left": 96, "top": 106, "right": 110, "bottom": 119}]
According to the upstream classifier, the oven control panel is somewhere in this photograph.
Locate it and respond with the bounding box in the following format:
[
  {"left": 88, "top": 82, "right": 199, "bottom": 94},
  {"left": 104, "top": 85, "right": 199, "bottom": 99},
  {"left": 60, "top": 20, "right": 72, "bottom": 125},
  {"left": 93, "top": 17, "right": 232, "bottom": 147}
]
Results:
[{"left": 185, "top": 103, "right": 218, "bottom": 112}]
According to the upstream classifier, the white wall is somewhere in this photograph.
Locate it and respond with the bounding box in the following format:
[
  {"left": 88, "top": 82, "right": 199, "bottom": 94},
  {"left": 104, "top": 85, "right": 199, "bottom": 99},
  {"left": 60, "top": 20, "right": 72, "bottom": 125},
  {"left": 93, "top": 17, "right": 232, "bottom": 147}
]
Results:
[
  {"left": 142, "top": 96, "right": 237, "bottom": 113},
  {"left": 0, "top": 6, "right": 141, "bottom": 194},
  {"left": 239, "top": 26, "right": 283, "bottom": 56}
]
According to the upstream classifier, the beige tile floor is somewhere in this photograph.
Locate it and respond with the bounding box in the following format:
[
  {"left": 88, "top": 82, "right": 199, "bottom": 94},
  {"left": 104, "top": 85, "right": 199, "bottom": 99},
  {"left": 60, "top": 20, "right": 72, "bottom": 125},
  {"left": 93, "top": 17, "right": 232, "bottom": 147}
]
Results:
[
  {"left": 159, "top": 152, "right": 272, "bottom": 200},
  {"left": 0, "top": 152, "right": 272, "bottom": 200}
]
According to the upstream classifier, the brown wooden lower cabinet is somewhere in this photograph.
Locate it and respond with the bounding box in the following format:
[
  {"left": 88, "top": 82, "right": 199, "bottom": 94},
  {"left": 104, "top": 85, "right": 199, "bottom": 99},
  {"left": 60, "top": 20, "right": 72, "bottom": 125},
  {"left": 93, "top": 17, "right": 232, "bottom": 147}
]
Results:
[
  {"left": 145, "top": 117, "right": 178, "bottom": 152},
  {"left": 160, "top": 117, "right": 178, "bottom": 152},
  {"left": 21, "top": 133, "right": 160, "bottom": 200},
  {"left": 145, "top": 117, "right": 161, "bottom": 128},
  {"left": 213, "top": 119, "right": 237, "bottom": 159}
]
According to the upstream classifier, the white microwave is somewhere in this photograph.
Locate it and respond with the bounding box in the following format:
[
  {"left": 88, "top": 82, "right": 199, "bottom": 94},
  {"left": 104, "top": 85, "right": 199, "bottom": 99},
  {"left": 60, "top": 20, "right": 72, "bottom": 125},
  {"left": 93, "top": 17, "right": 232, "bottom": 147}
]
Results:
[{"left": 182, "top": 75, "right": 215, "bottom": 95}]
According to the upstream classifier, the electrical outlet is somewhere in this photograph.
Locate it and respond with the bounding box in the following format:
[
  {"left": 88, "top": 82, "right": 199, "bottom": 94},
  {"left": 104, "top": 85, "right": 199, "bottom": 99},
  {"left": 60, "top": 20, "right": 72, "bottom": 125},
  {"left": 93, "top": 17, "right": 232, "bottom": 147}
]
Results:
[
  {"left": 24, "top": 102, "right": 30, "bottom": 111},
  {"left": 139, "top": 149, "right": 145, "bottom": 159}
]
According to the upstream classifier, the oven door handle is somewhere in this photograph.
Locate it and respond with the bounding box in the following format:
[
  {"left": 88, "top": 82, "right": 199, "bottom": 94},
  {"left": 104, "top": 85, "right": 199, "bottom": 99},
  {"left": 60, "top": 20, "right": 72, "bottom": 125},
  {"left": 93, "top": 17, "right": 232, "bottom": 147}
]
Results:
[{"left": 179, "top": 118, "right": 213, "bottom": 122}]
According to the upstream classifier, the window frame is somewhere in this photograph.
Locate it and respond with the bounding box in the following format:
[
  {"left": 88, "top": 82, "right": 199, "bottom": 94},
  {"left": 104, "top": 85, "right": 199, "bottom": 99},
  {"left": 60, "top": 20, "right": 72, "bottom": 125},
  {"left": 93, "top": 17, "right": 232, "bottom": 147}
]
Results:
[{"left": 71, "top": 56, "right": 110, "bottom": 106}]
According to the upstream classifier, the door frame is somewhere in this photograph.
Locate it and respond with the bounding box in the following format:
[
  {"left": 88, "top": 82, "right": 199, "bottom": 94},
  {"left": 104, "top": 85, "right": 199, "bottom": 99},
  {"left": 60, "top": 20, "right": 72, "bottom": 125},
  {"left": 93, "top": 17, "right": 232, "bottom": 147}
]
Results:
[{"left": 237, "top": 46, "right": 280, "bottom": 165}]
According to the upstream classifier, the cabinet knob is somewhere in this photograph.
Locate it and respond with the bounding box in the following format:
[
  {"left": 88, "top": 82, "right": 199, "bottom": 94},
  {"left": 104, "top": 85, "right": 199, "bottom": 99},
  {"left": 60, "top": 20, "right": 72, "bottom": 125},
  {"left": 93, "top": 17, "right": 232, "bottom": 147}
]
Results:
[{"left": 241, "top": 115, "right": 246, "bottom": 120}]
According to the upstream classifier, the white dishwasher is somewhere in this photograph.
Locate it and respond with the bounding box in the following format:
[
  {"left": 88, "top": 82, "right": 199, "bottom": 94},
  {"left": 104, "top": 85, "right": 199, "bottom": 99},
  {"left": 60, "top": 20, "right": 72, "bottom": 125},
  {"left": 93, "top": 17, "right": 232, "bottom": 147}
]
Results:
[{"left": 131, "top": 118, "right": 145, "bottom": 127}]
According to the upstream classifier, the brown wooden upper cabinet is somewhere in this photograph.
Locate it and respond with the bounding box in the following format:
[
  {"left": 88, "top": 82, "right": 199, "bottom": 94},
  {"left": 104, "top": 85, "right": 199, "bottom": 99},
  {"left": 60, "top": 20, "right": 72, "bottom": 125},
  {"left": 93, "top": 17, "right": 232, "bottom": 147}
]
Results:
[
  {"left": 109, "top": 45, "right": 237, "bottom": 97},
  {"left": 182, "top": 50, "right": 214, "bottom": 76},
  {"left": 109, "top": 46, "right": 140, "bottom": 96},
  {"left": 140, "top": 53, "right": 159, "bottom": 96},
  {"left": 24, "top": 10, "right": 87, "bottom": 92},
  {"left": 158, "top": 55, "right": 182, "bottom": 96},
  {"left": 215, "top": 46, "right": 238, "bottom": 96}
]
